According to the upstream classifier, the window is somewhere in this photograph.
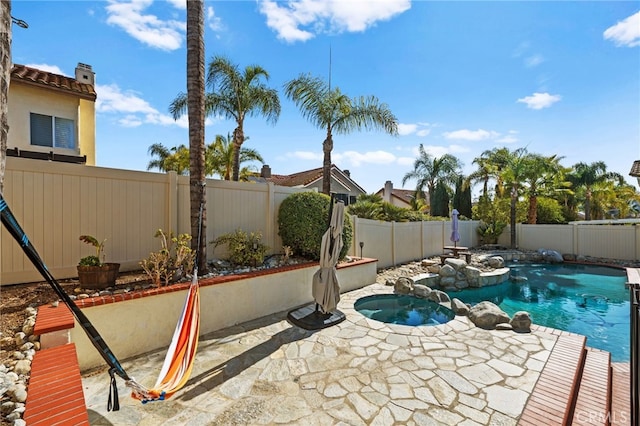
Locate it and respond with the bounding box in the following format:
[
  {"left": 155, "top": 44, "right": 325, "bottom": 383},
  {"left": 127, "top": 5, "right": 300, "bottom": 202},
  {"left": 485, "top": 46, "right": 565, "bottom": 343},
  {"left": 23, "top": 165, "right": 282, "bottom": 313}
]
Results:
[{"left": 30, "top": 113, "right": 76, "bottom": 149}]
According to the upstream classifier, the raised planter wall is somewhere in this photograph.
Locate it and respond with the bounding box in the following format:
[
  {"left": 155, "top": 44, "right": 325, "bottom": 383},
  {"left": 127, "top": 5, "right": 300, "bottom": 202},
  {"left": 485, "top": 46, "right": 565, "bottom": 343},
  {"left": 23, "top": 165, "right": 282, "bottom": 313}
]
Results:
[{"left": 70, "top": 259, "right": 377, "bottom": 371}]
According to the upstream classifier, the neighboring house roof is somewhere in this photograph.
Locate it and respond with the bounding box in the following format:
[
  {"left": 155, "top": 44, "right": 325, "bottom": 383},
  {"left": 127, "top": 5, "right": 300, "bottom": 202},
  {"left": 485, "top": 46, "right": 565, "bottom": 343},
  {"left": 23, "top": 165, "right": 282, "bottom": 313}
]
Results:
[
  {"left": 11, "top": 64, "right": 96, "bottom": 101},
  {"left": 376, "top": 187, "right": 425, "bottom": 205},
  {"left": 253, "top": 164, "right": 367, "bottom": 194}
]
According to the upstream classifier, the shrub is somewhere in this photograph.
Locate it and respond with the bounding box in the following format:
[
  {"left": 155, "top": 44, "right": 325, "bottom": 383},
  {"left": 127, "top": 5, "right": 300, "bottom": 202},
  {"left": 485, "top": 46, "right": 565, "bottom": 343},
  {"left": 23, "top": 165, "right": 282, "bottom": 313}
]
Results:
[
  {"left": 211, "top": 229, "right": 269, "bottom": 267},
  {"left": 278, "top": 192, "right": 353, "bottom": 261},
  {"left": 140, "top": 230, "right": 195, "bottom": 287}
]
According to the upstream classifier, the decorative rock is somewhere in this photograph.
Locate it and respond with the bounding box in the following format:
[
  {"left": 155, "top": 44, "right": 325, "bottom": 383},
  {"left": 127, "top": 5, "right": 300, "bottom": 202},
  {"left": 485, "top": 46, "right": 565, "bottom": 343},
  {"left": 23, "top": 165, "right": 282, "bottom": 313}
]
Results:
[
  {"left": 562, "top": 253, "right": 576, "bottom": 261},
  {"left": 385, "top": 279, "right": 394, "bottom": 286},
  {"left": 451, "top": 298, "right": 469, "bottom": 316},
  {"left": 488, "top": 256, "right": 505, "bottom": 268},
  {"left": 454, "top": 280, "right": 469, "bottom": 290},
  {"left": 439, "top": 276, "right": 456, "bottom": 289},
  {"left": 413, "top": 284, "right": 432, "bottom": 299},
  {"left": 464, "top": 266, "right": 481, "bottom": 285},
  {"left": 468, "top": 301, "right": 511, "bottom": 330},
  {"left": 13, "top": 333, "right": 26, "bottom": 347},
  {"left": 10, "top": 384, "right": 27, "bottom": 403},
  {"left": 445, "top": 258, "right": 467, "bottom": 271},
  {"left": 496, "top": 323, "right": 514, "bottom": 331},
  {"left": 510, "top": 311, "right": 532, "bottom": 332},
  {"left": 428, "top": 290, "right": 451, "bottom": 304},
  {"left": 439, "top": 264, "right": 456, "bottom": 277},
  {"left": 421, "top": 259, "right": 439, "bottom": 267},
  {"left": 21, "top": 318, "right": 35, "bottom": 336},
  {"left": 427, "top": 264, "right": 441, "bottom": 274},
  {"left": 394, "top": 277, "right": 413, "bottom": 294},
  {"left": 13, "top": 360, "right": 31, "bottom": 376}
]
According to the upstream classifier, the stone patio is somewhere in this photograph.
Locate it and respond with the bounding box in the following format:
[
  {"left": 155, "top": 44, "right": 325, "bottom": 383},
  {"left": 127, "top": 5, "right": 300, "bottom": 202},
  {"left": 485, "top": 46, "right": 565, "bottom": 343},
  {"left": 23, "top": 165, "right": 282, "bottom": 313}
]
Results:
[{"left": 81, "top": 282, "right": 562, "bottom": 425}]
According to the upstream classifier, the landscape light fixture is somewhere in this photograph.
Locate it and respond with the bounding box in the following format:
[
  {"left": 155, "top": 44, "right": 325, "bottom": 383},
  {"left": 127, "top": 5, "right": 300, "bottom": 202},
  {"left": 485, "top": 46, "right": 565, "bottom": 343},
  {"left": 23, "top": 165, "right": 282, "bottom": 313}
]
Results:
[
  {"left": 11, "top": 16, "right": 28, "bottom": 29},
  {"left": 359, "top": 241, "right": 364, "bottom": 259},
  {"left": 630, "top": 160, "right": 640, "bottom": 187}
]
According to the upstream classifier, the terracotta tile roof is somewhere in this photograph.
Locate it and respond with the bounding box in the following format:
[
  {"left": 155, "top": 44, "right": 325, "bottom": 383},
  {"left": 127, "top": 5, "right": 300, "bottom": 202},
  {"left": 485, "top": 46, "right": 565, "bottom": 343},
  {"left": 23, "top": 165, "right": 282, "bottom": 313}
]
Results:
[
  {"left": 11, "top": 64, "right": 96, "bottom": 100},
  {"left": 266, "top": 166, "right": 324, "bottom": 187}
]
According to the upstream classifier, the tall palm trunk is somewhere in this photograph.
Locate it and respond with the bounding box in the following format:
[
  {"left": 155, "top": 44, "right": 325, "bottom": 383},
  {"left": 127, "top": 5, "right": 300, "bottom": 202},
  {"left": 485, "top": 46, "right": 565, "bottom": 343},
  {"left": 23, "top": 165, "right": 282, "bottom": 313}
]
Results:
[
  {"left": 527, "top": 195, "right": 538, "bottom": 224},
  {"left": 232, "top": 126, "right": 244, "bottom": 181},
  {"left": 322, "top": 124, "right": 333, "bottom": 195},
  {"left": 584, "top": 188, "right": 592, "bottom": 221},
  {"left": 510, "top": 186, "right": 517, "bottom": 248},
  {"left": 186, "top": 0, "right": 207, "bottom": 272},
  {"left": 0, "top": 0, "right": 11, "bottom": 194}
]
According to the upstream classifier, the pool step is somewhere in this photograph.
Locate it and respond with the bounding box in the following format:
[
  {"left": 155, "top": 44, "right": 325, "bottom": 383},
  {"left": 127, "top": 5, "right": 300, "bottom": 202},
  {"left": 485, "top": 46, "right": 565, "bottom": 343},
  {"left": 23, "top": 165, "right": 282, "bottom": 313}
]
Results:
[
  {"left": 572, "top": 348, "right": 612, "bottom": 425},
  {"left": 519, "top": 330, "right": 619, "bottom": 425}
]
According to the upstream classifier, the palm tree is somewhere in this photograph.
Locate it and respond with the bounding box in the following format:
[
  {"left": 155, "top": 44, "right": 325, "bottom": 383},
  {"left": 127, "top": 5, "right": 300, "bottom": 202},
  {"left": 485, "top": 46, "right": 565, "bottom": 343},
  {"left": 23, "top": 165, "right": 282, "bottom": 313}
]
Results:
[
  {"left": 499, "top": 147, "right": 529, "bottom": 248},
  {"left": 0, "top": 0, "right": 12, "bottom": 193},
  {"left": 401, "top": 144, "right": 462, "bottom": 212},
  {"left": 284, "top": 73, "right": 398, "bottom": 195},
  {"left": 147, "top": 143, "right": 190, "bottom": 174},
  {"left": 567, "top": 161, "right": 624, "bottom": 220},
  {"left": 170, "top": 56, "right": 280, "bottom": 182},
  {"left": 520, "top": 154, "right": 565, "bottom": 224},
  {"left": 186, "top": 0, "right": 207, "bottom": 272},
  {"left": 208, "top": 133, "right": 263, "bottom": 181}
]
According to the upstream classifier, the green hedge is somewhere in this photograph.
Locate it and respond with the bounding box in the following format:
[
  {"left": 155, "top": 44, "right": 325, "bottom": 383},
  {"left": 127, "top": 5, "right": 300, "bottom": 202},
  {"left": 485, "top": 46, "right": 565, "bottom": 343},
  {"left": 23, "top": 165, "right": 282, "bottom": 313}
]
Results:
[{"left": 278, "top": 192, "right": 353, "bottom": 261}]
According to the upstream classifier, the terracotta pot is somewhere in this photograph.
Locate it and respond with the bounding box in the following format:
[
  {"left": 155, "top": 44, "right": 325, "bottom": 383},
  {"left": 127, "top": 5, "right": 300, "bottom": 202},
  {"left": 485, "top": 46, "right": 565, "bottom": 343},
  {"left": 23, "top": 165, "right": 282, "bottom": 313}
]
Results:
[{"left": 77, "top": 263, "right": 120, "bottom": 290}]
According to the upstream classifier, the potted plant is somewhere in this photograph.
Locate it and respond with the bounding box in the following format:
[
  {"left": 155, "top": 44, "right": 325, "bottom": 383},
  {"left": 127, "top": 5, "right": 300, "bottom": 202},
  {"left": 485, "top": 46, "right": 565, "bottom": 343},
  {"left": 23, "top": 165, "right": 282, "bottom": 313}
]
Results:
[{"left": 77, "top": 235, "right": 120, "bottom": 290}]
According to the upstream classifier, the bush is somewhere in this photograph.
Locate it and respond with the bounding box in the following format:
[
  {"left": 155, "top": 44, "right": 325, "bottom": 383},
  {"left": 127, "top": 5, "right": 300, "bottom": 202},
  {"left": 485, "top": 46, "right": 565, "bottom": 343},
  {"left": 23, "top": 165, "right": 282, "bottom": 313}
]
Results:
[
  {"left": 140, "top": 230, "right": 195, "bottom": 287},
  {"left": 211, "top": 229, "right": 269, "bottom": 267},
  {"left": 278, "top": 192, "right": 353, "bottom": 261}
]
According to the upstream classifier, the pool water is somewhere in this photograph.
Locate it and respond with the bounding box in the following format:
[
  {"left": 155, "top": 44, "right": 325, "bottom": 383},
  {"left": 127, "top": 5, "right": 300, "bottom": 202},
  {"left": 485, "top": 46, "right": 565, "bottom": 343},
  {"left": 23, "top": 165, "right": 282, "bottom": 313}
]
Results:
[
  {"left": 447, "top": 263, "right": 629, "bottom": 362},
  {"left": 355, "top": 294, "right": 455, "bottom": 326}
]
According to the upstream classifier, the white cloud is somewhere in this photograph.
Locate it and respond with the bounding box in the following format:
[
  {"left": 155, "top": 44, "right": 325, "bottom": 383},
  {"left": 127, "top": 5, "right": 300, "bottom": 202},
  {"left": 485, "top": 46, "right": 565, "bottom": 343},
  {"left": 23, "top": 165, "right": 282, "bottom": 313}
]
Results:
[
  {"left": 96, "top": 83, "right": 188, "bottom": 128},
  {"left": 258, "top": 0, "right": 411, "bottom": 43},
  {"left": 442, "top": 129, "right": 499, "bottom": 141},
  {"left": 335, "top": 150, "right": 397, "bottom": 166},
  {"left": 398, "top": 122, "right": 431, "bottom": 137},
  {"left": 525, "top": 54, "right": 545, "bottom": 68},
  {"left": 24, "top": 63, "right": 65, "bottom": 75},
  {"left": 517, "top": 92, "right": 561, "bottom": 110},
  {"left": 105, "top": 0, "right": 185, "bottom": 51},
  {"left": 207, "top": 6, "right": 224, "bottom": 32},
  {"left": 497, "top": 130, "right": 519, "bottom": 144},
  {"left": 603, "top": 11, "right": 640, "bottom": 47}
]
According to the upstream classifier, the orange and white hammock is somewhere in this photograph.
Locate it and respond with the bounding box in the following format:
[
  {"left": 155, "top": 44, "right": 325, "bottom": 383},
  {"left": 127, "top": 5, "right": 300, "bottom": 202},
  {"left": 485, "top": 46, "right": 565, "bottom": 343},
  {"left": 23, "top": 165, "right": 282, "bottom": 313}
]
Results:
[{"left": 126, "top": 272, "right": 201, "bottom": 403}]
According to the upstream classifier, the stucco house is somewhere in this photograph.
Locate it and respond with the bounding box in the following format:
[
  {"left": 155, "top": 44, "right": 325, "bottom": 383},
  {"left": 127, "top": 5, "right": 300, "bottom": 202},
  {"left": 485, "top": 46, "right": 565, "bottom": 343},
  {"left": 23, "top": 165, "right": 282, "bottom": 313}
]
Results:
[
  {"left": 7, "top": 63, "right": 96, "bottom": 165},
  {"left": 376, "top": 180, "right": 428, "bottom": 209},
  {"left": 251, "top": 164, "right": 366, "bottom": 205}
]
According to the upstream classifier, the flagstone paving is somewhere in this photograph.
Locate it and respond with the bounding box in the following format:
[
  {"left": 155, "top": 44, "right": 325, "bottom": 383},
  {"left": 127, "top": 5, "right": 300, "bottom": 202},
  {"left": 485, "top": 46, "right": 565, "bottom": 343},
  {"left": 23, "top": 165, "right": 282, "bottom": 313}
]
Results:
[{"left": 82, "top": 283, "right": 558, "bottom": 425}]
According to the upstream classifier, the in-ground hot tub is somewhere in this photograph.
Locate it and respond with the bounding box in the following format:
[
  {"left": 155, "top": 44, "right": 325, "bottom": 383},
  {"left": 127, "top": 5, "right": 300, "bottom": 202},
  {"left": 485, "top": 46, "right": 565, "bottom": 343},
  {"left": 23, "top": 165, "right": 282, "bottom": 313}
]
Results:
[{"left": 355, "top": 294, "right": 455, "bottom": 326}]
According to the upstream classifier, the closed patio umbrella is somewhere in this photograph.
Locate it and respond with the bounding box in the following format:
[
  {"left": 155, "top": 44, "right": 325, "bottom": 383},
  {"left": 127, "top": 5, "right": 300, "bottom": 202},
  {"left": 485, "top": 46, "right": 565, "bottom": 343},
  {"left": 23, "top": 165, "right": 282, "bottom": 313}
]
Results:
[
  {"left": 312, "top": 200, "right": 345, "bottom": 313},
  {"left": 450, "top": 209, "right": 460, "bottom": 247}
]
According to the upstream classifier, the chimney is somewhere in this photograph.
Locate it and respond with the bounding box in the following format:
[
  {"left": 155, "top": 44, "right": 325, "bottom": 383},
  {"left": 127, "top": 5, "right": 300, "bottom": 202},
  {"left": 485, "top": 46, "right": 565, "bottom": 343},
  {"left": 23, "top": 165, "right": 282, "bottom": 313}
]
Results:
[
  {"left": 260, "top": 164, "right": 272, "bottom": 178},
  {"left": 343, "top": 169, "right": 350, "bottom": 178},
  {"left": 75, "top": 63, "right": 95, "bottom": 86},
  {"left": 384, "top": 180, "right": 393, "bottom": 203}
]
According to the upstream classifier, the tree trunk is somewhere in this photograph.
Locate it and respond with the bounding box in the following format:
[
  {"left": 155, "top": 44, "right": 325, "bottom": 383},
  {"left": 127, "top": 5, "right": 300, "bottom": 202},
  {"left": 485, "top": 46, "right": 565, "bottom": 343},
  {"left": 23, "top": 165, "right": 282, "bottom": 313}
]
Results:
[
  {"left": 584, "top": 189, "right": 592, "bottom": 221},
  {"left": 0, "top": 0, "right": 11, "bottom": 195},
  {"left": 232, "top": 126, "right": 243, "bottom": 182},
  {"left": 321, "top": 124, "right": 333, "bottom": 195},
  {"left": 510, "top": 186, "right": 517, "bottom": 248},
  {"left": 528, "top": 194, "right": 538, "bottom": 224},
  {"left": 186, "top": 0, "right": 207, "bottom": 273}
]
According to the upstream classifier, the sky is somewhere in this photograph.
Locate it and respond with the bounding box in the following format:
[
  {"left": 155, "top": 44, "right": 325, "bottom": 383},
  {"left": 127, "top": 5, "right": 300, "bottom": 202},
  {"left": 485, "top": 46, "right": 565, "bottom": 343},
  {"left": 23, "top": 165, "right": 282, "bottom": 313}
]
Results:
[{"left": 9, "top": 0, "right": 640, "bottom": 195}]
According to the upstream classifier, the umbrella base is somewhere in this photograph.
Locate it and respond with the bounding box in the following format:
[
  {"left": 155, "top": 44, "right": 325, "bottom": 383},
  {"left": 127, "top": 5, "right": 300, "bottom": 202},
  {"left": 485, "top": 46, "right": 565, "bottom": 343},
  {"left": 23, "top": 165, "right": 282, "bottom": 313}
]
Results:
[{"left": 287, "top": 303, "right": 346, "bottom": 330}]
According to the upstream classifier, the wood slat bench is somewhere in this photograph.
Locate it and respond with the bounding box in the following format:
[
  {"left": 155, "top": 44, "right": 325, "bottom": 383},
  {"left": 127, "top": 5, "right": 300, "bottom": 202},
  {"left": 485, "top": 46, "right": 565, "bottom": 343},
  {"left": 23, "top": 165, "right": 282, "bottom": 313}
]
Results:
[{"left": 23, "top": 343, "right": 89, "bottom": 425}]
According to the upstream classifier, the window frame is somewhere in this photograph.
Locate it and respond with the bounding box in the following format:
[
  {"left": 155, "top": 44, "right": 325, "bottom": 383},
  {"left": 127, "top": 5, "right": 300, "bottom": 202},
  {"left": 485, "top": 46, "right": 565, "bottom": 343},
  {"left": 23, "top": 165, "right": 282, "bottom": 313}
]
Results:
[{"left": 30, "top": 112, "right": 77, "bottom": 150}]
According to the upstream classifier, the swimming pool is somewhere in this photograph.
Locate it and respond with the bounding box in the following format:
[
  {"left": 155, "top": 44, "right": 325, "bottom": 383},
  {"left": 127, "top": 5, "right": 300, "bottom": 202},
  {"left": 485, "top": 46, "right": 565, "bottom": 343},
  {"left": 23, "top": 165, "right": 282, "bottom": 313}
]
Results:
[
  {"left": 445, "top": 263, "right": 629, "bottom": 361},
  {"left": 355, "top": 294, "right": 455, "bottom": 326}
]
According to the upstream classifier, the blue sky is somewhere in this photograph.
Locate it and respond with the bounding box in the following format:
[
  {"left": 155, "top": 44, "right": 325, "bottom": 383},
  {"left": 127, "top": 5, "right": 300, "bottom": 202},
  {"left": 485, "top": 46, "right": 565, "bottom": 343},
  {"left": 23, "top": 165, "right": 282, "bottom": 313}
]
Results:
[{"left": 10, "top": 0, "right": 640, "bottom": 194}]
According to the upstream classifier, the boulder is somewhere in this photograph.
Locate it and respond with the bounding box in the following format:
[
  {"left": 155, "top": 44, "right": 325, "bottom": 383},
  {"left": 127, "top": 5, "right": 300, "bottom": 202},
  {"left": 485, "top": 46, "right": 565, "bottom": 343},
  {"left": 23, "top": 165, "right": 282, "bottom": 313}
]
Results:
[
  {"left": 413, "top": 284, "right": 432, "bottom": 299},
  {"left": 510, "top": 311, "right": 532, "bottom": 332},
  {"left": 468, "top": 301, "right": 511, "bottom": 330},
  {"left": 439, "top": 276, "right": 456, "bottom": 289},
  {"left": 451, "top": 298, "right": 469, "bottom": 316},
  {"left": 394, "top": 277, "right": 413, "bottom": 294},
  {"left": 488, "top": 256, "right": 505, "bottom": 268},
  {"left": 439, "top": 264, "right": 456, "bottom": 277},
  {"left": 428, "top": 289, "right": 451, "bottom": 304},
  {"left": 445, "top": 258, "right": 467, "bottom": 271}
]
